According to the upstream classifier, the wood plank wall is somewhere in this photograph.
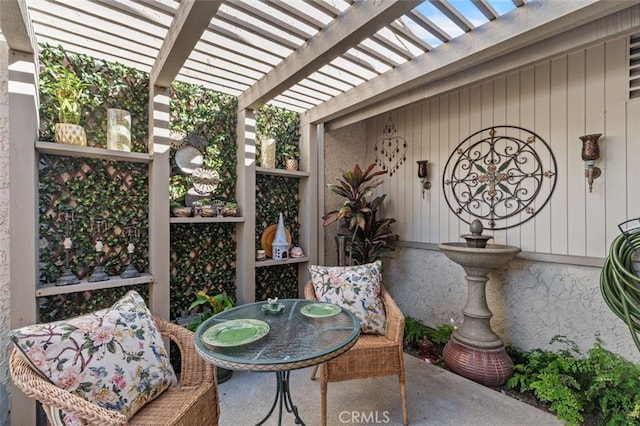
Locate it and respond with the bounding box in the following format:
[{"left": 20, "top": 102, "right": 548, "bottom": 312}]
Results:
[{"left": 366, "top": 35, "right": 637, "bottom": 259}]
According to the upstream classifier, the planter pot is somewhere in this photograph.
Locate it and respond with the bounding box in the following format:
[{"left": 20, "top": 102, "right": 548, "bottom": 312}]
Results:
[
  {"left": 285, "top": 158, "right": 298, "bottom": 171},
  {"left": 54, "top": 123, "right": 87, "bottom": 146}
]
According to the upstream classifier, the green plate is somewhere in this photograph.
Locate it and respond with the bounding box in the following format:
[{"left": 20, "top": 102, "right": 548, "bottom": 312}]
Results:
[
  {"left": 301, "top": 303, "right": 341, "bottom": 318},
  {"left": 202, "top": 319, "right": 269, "bottom": 348}
]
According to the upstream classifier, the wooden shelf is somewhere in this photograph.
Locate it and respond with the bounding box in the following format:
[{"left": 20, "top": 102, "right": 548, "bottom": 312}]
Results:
[
  {"left": 36, "top": 273, "right": 154, "bottom": 297},
  {"left": 256, "top": 167, "right": 309, "bottom": 178},
  {"left": 170, "top": 216, "right": 245, "bottom": 224},
  {"left": 36, "top": 141, "right": 153, "bottom": 163},
  {"left": 255, "top": 256, "right": 309, "bottom": 268}
]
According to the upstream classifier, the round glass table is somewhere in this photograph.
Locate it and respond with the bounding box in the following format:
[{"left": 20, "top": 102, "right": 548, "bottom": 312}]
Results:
[{"left": 195, "top": 299, "right": 360, "bottom": 426}]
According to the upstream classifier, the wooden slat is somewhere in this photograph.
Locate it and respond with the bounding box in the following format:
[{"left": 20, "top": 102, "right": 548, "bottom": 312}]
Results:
[
  {"left": 533, "top": 62, "right": 551, "bottom": 253},
  {"left": 472, "top": 0, "right": 498, "bottom": 21},
  {"left": 150, "top": 0, "right": 221, "bottom": 88},
  {"left": 604, "top": 37, "right": 628, "bottom": 254},
  {"left": 584, "top": 43, "right": 606, "bottom": 258},
  {"left": 237, "top": 0, "right": 421, "bottom": 111},
  {"left": 429, "top": 0, "right": 474, "bottom": 33},
  {"left": 228, "top": 1, "right": 316, "bottom": 40},
  {"left": 565, "top": 50, "right": 586, "bottom": 256},
  {"left": 406, "top": 9, "right": 451, "bottom": 44},
  {"left": 549, "top": 56, "right": 569, "bottom": 255},
  {"left": 0, "top": 0, "right": 37, "bottom": 53},
  {"left": 306, "top": 0, "right": 630, "bottom": 124}
]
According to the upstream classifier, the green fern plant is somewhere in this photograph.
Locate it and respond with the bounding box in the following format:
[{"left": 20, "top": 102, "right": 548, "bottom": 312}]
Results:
[{"left": 507, "top": 335, "right": 640, "bottom": 425}]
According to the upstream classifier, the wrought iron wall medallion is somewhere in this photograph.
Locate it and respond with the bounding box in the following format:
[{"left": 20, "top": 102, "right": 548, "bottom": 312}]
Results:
[
  {"left": 442, "top": 126, "right": 557, "bottom": 230},
  {"left": 373, "top": 115, "right": 407, "bottom": 176}
]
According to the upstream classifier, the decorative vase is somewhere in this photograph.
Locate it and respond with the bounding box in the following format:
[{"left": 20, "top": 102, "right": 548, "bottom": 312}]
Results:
[
  {"left": 260, "top": 137, "right": 276, "bottom": 168},
  {"left": 285, "top": 158, "right": 298, "bottom": 171},
  {"left": 54, "top": 123, "right": 87, "bottom": 146},
  {"left": 106, "top": 108, "right": 132, "bottom": 151}
]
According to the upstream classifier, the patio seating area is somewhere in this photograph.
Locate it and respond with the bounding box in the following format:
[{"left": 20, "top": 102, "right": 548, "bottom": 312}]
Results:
[
  {"left": 216, "top": 353, "right": 562, "bottom": 426},
  {"left": 3, "top": 1, "right": 640, "bottom": 424}
]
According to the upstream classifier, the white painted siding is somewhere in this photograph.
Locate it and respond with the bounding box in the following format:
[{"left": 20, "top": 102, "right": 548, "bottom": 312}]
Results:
[{"left": 366, "top": 35, "right": 633, "bottom": 259}]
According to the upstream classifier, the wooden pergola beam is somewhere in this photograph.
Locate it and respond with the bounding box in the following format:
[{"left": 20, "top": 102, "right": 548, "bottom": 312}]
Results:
[
  {"left": 0, "top": 0, "right": 37, "bottom": 53},
  {"left": 150, "top": 0, "right": 221, "bottom": 88},
  {"left": 237, "top": 0, "right": 421, "bottom": 112},
  {"left": 305, "top": 0, "right": 639, "bottom": 125}
]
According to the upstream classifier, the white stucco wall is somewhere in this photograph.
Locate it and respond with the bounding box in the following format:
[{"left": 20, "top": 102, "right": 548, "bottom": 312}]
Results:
[
  {"left": 0, "top": 37, "right": 12, "bottom": 425},
  {"left": 383, "top": 247, "right": 639, "bottom": 362}
]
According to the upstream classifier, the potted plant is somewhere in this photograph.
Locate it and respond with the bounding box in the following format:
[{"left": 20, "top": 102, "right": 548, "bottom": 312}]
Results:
[
  {"left": 186, "top": 290, "right": 235, "bottom": 383},
  {"left": 45, "top": 64, "right": 88, "bottom": 146},
  {"left": 323, "top": 163, "right": 398, "bottom": 264},
  {"left": 223, "top": 201, "right": 238, "bottom": 217},
  {"left": 280, "top": 142, "right": 300, "bottom": 171}
]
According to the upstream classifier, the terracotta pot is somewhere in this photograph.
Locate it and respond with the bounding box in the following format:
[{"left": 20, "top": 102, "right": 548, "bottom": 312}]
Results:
[{"left": 54, "top": 123, "right": 87, "bottom": 146}]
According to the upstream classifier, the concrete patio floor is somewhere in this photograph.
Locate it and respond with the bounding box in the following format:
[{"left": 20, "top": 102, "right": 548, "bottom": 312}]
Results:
[{"left": 217, "top": 353, "right": 562, "bottom": 426}]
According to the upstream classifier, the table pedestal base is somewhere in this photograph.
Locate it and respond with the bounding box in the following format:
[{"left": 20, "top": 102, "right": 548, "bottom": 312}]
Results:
[{"left": 256, "top": 370, "right": 304, "bottom": 426}]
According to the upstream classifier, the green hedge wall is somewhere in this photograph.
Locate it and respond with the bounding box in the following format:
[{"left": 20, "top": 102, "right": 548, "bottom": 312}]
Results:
[{"left": 37, "top": 45, "right": 302, "bottom": 320}]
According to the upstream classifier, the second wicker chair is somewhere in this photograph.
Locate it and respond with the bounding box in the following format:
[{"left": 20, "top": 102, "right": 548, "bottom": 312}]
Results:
[{"left": 305, "top": 280, "right": 408, "bottom": 426}]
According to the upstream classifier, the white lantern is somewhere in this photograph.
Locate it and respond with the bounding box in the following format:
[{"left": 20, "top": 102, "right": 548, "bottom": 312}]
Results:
[{"left": 271, "top": 213, "right": 289, "bottom": 260}]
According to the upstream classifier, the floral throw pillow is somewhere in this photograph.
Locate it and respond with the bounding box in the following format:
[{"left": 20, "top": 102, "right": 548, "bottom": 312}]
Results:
[
  {"left": 10, "top": 290, "right": 177, "bottom": 424},
  {"left": 309, "top": 260, "right": 387, "bottom": 335}
]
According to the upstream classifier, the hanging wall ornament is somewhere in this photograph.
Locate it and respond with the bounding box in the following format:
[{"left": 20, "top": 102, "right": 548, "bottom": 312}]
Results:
[
  {"left": 373, "top": 114, "right": 408, "bottom": 176},
  {"left": 442, "top": 126, "right": 558, "bottom": 230}
]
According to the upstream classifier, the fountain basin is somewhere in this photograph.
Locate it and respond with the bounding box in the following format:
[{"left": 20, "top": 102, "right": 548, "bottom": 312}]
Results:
[{"left": 438, "top": 242, "right": 520, "bottom": 270}]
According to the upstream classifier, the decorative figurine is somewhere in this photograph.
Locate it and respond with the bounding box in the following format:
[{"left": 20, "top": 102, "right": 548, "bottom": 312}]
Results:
[
  {"left": 121, "top": 223, "right": 140, "bottom": 279},
  {"left": 55, "top": 205, "right": 80, "bottom": 286},
  {"left": 88, "top": 216, "right": 110, "bottom": 282}
]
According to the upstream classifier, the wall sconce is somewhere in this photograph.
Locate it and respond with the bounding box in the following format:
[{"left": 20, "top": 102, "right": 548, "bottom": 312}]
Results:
[
  {"left": 417, "top": 160, "right": 431, "bottom": 198},
  {"left": 579, "top": 134, "right": 602, "bottom": 193}
]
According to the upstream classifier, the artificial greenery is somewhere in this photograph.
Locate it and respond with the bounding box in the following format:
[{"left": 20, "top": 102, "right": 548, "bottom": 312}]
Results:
[
  {"left": 323, "top": 163, "right": 397, "bottom": 264},
  {"left": 167, "top": 82, "right": 238, "bottom": 316},
  {"left": 38, "top": 44, "right": 302, "bottom": 320},
  {"left": 169, "top": 224, "right": 236, "bottom": 319},
  {"left": 255, "top": 105, "right": 300, "bottom": 168},
  {"left": 39, "top": 44, "right": 149, "bottom": 152},
  {"left": 507, "top": 336, "right": 640, "bottom": 425},
  {"left": 168, "top": 82, "right": 238, "bottom": 207},
  {"left": 38, "top": 156, "right": 149, "bottom": 284},
  {"left": 256, "top": 264, "right": 299, "bottom": 300}
]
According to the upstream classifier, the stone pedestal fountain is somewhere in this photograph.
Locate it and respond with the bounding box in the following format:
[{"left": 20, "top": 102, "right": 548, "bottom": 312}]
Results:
[{"left": 438, "top": 219, "right": 520, "bottom": 386}]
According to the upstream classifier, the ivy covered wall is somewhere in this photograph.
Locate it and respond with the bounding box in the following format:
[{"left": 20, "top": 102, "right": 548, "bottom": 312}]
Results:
[
  {"left": 38, "top": 45, "right": 151, "bottom": 322},
  {"left": 37, "top": 45, "right": 304, "bottom": 320},
  {"left": 168, "top": 83, "right": 238, "bottom": 318}
]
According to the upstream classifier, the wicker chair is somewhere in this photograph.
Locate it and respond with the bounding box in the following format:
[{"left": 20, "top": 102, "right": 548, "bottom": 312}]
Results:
[
  {"left": 305, "top": 280, "right": 408, "bottom": 426},
  {"left": 10, "top": 317, "right": 219, "bottom": 426}
]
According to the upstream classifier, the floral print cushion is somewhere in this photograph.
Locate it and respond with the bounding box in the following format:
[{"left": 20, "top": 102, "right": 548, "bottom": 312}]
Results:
[
  {"left": 309, "top": 261, "right": 387, "bottom": 335},
  {"left": 10, "top": 290, "right": 177, "bottom": 424}
]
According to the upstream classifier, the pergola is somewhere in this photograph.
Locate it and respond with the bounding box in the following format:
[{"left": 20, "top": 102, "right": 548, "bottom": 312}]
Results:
[{"left": 2, "top": 0, "right": 631, "bottom": 125}]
